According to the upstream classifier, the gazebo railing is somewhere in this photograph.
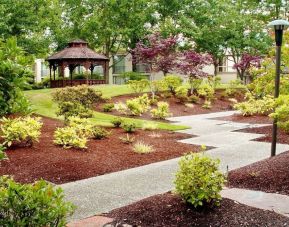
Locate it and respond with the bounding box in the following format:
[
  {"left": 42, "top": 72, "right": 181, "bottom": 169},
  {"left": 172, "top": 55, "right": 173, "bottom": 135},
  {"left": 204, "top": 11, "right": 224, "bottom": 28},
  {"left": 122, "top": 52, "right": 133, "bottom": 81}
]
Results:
[{"left": 50, "top": 79, "right": 106, "bottom": 88}]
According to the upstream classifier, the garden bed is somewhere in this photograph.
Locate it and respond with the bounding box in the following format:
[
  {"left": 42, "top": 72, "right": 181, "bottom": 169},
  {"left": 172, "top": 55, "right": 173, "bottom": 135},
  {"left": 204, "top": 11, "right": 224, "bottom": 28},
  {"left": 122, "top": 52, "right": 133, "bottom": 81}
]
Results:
[
  {"left": 228, "top": 150, "right": 289, "bottom": 196},
  {"left": 0, "top": 116, "right": 201, "bottom": 184},
  {"left": 215, "top": 113, "right": 272, "bottom": 124},
  {"left": 97, "top": 90, "right": 244, "bottom": 119},
  {"left": 105, "top": 192, "right": 289, "bottom": 226}
]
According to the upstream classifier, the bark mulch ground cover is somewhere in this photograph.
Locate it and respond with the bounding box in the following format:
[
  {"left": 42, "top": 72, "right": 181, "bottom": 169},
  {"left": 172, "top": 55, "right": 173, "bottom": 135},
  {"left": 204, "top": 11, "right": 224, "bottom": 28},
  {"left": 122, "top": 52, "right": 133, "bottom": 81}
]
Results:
[
  {"left": 215, "top": 113, "right": 272, "bottom": 124},
  {"left": 228, "top": 151, "right": 289, "bottom": 196},
  {"left": 225, "top": 113, "right": 289, "bottom": 195},
  {"left": 0, "top": 117, "right": 201, "bottom": 185},
  {"left": 106, "top": 192, "right": 289, "bottom": 227},
  {"left": 97, "top": 90, "right": 244, "bottom": 119}
]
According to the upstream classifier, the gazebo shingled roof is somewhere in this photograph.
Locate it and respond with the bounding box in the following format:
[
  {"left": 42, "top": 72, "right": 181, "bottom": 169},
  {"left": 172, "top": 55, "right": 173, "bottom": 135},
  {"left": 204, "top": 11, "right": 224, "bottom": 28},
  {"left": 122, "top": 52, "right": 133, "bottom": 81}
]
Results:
[
  {"left": 47, "top": 40, "right": 109, "bottom": 88},
  {"left": 47, "top": 40, "right": 109, "bottom": 61}
]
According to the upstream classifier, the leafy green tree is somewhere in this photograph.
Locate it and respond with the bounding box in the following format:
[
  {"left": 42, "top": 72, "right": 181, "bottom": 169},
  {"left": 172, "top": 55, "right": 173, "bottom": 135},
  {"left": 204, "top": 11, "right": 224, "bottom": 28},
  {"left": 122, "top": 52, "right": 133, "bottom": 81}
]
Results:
[
  {"left": 0, "top": 38, "right": 33, "bottom": 116},
  {"left": 0, "top": 0, "right": 63, "bottom": 56}
]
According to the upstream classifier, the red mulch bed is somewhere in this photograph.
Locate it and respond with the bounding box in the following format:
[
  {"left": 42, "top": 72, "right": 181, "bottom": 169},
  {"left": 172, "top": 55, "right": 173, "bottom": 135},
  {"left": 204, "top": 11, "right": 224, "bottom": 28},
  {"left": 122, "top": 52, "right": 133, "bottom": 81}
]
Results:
[
  {"left": 106, "top": 192, "right": 289, "bottom": 226},
  {"left": 0, "top": 117, "right": 201, "bottom": 185},
  {"left": 228, "top": 151, "right": 289, "bottom": 195},
  {"left": 215, "top": 114, "right": 272, "bottom": 124},
  {"left": 237, "top": 125, "right": 289, "bottom": 144},
  {"left": 96, "top": 90, "right": 244, "bottom": 119}
]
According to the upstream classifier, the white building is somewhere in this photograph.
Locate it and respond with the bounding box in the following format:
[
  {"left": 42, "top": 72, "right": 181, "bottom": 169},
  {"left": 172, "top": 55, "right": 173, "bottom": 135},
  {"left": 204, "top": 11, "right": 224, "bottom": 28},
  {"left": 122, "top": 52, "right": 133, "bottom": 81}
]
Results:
[{"left": 34, "top": 54, "right": 237, "bottom": 85}]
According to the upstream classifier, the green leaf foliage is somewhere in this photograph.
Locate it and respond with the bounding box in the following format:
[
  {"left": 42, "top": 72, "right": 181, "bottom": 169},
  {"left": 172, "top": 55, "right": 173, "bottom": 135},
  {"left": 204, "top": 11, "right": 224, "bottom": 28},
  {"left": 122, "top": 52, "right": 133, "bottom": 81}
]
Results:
[
  {"left": 0, "top": 176, "right": 75, "bottom": 226},
  {"left": 0, "top": 116, "right": 43, "bottom": 147},
  {"left": 174, "top": 153, "right": 226, "bottom": 208}
]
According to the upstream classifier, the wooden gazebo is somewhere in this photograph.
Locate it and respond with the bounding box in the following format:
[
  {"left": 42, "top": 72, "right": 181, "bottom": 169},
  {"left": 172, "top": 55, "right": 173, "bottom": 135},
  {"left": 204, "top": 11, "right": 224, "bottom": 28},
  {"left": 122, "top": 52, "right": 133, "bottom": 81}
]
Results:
[{"left": 47, "top": 39, "right": 109, "bottom": 88}]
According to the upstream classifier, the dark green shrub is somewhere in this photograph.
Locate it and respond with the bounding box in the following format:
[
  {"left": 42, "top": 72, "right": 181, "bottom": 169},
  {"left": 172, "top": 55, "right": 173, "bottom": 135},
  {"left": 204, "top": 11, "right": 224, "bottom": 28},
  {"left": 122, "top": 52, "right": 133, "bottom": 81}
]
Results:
[
  {"left": 0, "top": 145, "right": 8, "bottom": 161},
  {"left": 111, "top": 117, "right": 123, "bottom": 128},
  {"left": 188, "top": 95, "right": 200, "bottom": 103},
  {"left": 121, "top": 122, "right": 136, "bottom": 133},
  {"left": 91, "top": 126, "right": 110, "bottom": 139},
  {"left": 56, "top": 102, "right": 93, "bottom": 122},
  {"left": 0, "top": 38, "right": 33, "bottom": 116},
  {"left": 52, "top": 85, "right": 103, "bottom": 108},
  {"left": 174, "top": 153, "right": 226, "bottom": 208},
  {"left": 121, "top": 71, "right": 147, "bottom": 82},
  {"left": 102, "top": 103, "right": 115, "bottom": 112},
  {"left": 0, "top": 176, "right": 75, "bottom": 226}
]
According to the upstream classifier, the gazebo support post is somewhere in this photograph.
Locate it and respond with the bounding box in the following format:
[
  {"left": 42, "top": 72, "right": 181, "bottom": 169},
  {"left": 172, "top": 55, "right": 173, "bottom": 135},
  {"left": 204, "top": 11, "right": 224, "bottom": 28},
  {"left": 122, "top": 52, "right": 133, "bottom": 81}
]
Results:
[
  {"left": 49, "top": 64, "right": 52, "bottom": 86},
  {"left": 104, "top": 61, "right": 109, "bottom": 84},
  {"left": 69, "top": 64, "right": 75, "bottom": 87}
]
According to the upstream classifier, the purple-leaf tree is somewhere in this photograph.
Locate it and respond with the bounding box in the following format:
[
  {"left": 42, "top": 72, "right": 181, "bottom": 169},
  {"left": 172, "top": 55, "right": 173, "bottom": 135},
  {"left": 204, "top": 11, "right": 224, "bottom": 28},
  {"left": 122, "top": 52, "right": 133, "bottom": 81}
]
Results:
[
  {"left": 233, "top": 53, "right": 261, "bottom": 83},
  {"left": 176, "top": 51, "right": 213, "bottom": 93},
  {"left": 132, "top": 33, "right": 178, "bottom": 76}
]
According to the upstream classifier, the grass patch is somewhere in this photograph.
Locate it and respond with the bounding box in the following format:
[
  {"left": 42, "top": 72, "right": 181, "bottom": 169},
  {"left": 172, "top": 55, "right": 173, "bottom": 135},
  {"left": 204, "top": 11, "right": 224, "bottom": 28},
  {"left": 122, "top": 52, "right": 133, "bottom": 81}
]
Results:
[{"left": 24, "top": 85, "right": 187, "bottom": 131}]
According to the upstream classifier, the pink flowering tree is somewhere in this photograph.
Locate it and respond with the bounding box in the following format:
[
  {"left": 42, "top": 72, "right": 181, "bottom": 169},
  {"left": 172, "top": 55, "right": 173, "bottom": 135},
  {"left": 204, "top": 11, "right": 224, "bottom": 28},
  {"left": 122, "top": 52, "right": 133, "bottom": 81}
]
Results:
[
  {"left": 233, "top": 53, "right": 261, "bottom": 83},
  {"left": 132, "top": 33, "right": 178, "bottom": 76},
  {"left": 176, "top": 51, "right": 213, "bottom": 93}
]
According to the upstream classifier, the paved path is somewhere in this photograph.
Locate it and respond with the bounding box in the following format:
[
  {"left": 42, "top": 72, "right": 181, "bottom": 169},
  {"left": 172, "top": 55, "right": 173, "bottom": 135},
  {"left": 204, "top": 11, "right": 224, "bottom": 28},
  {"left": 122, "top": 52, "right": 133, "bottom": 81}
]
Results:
[{"left": 61, "top": 111, "right": 289, "bottom": 220}]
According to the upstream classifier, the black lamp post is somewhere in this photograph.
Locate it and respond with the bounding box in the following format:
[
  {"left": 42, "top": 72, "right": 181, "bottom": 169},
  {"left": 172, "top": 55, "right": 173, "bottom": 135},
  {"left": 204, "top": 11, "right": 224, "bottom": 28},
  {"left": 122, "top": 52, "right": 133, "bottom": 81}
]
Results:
[{"left": 268, "top": 19, "right": 289, "bottom": 157}]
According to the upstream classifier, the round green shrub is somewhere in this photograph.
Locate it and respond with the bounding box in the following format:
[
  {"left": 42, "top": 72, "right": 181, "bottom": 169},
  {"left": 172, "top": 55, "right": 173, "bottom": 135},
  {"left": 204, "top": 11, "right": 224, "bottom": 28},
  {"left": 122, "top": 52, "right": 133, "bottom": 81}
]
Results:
[
  {"left": 0, "top": 176, "right": 75, "bottom": 226},
  {"left": 174, "top": 153, "right": 226, "bottom": 208}
]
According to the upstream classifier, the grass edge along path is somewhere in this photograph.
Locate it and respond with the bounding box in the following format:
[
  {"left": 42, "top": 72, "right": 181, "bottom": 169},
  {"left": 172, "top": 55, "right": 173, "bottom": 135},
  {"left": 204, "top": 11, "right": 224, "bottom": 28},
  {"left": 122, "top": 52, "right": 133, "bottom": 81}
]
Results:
[{"left": 24, "top": 85, "right": 188, "bottom": 131}]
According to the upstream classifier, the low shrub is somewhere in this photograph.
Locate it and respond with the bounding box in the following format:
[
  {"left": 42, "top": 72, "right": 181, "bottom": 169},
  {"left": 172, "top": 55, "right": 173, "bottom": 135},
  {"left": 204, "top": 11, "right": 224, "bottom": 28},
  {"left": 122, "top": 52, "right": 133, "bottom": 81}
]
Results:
[
  {"left": 197, "top": 83, "right": 215, "bottom": 101},
  {"left": 91, "top": 126, "right": 110, "bottom": 140},
  {"left": 175, "top": 86, "right": 188, "bottom": 103},
  {"left": 151, "top": 101, "right": 171, "bottom": 119},
  {"left": 164, "top": 75, "right": 182, "bottom": 94},
  {"left": 111, "top": 117, "right": 123, "bottom": 128},
  {"left": 174, "top": 153, "right": 226, "bottom": 208},
  {"left": 67, "top": 116, "right": 94, "bottom": 137},
  {"left": 269, "top": 95, "right": 289, "bottom": 133},
  {"left": 114, "top": 102, "right": 128, "bottom": 115},
  {"left": 56, "top": 101, "right": 93, "bottom": 122},
  {"left": 121, "top": 122, "right": 136, "bottom": 133},
  {"left": 126, "top": 99, "right": 144, "bottom": 116},
  {"left": 0, "top": 176, "right": 75, "bottom": 227},
  {"left": 0, "top": 145, "right": 7, "bottom": 161},
  {"left": 142, "top": 122, "right": 157, "bottom": 131},
  {"left": 208, "top": 75, "right": 221, "bottom": 89},
  {"left": 102, "top": 103, "right": 114, "bottom": 112},
  {"left": 54, "top": 126, "right": 88, "bottom": 149},
  {"left": 0, "top": 116, "right": 43, "bottom": 147},
  {"left": 225, "top": 79, "right": 243, "bottom": 97},
  {"left": 52, "top": 85, "right": 103, "bottom": 120},
  {"left": 52, "top": 85, "right": 103, "bottom": 108},
  {"left": 234, "top": 93, "right": 275, "bottom": 116},
  {"left": 202, "top": 100, "right": 212, "bottom": 109},
  {"left": 188, "top": 95, "right": 200, "bottom": 103},
  {"left": 119, "top": 133, "right": 135, "bottom": 144},
  {"left": 188, "top": 78, "right": 202, "bottom": 94},
  {"left": 126, "top": 94, "right": 151, "bottom": 116},
  {"left": 132, "top": 141, "right": 154, "bottom": 154},
  {"left": 127, "top": 79, "right": 149, "bottom": 94}
]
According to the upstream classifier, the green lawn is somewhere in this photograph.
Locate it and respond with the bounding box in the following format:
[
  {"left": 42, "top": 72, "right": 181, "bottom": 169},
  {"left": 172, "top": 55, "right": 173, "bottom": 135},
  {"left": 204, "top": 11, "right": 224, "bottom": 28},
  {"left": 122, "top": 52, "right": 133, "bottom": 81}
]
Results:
[{"left": 24, "top": 85, "right": 188, "bottom": 131}]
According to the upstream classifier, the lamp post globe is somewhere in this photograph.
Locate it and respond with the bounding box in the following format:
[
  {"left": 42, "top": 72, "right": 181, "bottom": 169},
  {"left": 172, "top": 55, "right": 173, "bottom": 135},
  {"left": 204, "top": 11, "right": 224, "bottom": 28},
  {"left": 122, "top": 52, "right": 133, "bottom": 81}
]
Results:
[{"left": 267, "top": 19, "right": 289, "bottom": 157}]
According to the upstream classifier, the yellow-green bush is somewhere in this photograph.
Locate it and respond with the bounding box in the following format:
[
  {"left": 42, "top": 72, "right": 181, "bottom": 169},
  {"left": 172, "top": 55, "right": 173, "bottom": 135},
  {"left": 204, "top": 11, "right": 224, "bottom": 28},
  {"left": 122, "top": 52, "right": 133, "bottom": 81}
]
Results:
[
  {"left": 151, "top": 101, "right": 171, "bottom": 119},
  {"left": 174, "top": 153, "right": 226, "bottom": 208},
  {"left": 0, "top": 116, "right": 42, "bottom": 147}
]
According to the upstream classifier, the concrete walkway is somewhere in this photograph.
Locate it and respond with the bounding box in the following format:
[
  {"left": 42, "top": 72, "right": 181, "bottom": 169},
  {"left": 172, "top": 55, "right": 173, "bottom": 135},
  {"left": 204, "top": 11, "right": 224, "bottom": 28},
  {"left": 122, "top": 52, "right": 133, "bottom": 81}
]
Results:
[{"left": 61, "top": 111, "right": 289, "bottom": 220}]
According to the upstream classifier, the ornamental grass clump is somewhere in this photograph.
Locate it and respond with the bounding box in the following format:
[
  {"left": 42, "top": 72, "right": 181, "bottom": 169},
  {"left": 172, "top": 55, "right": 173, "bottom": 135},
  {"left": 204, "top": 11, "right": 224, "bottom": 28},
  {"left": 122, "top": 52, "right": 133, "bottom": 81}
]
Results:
[
  {"left": 174, "top": 153, "right": 226, "bottom": 208},
  {"left": 0, "top": 116, "right": 43, "bottom": 147},
  {"left": 0, "top": 176, "right": 75, "bottom": 227},
  {"left": 132, "top": 141, "right": 154, "bottom": 154}
]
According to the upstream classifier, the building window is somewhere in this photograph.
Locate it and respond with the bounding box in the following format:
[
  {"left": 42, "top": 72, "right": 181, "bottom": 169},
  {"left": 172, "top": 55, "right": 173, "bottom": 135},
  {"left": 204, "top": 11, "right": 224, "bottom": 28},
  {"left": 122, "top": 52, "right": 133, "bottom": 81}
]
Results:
[
  {"left": 135, "top": 63, "right": 150, "bottom": 73},
  {"left": 113, "top": 55, "right": 126, "bottom": 74}
]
